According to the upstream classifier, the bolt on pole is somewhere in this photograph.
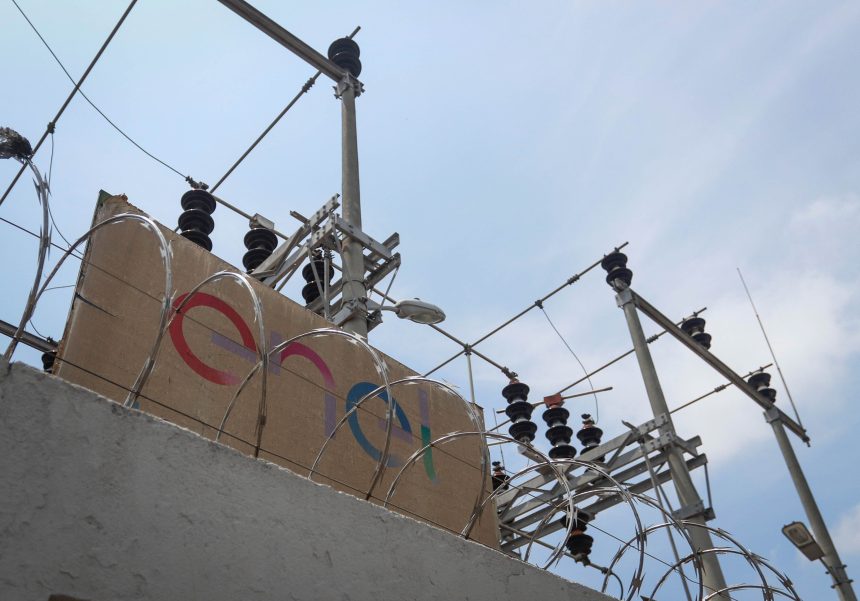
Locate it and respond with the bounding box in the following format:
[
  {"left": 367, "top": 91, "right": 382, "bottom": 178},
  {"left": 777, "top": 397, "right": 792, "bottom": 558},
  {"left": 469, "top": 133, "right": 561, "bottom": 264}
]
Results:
[{"left": 766, "top": 409, "right": 857, "bottom": 601}]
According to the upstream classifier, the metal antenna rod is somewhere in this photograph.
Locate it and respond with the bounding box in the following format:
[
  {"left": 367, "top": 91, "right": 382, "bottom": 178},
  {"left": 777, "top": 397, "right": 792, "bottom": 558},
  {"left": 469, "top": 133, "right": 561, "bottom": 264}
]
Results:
[{"left": 736, "top": 267, "right": 804, "bottom": 428}]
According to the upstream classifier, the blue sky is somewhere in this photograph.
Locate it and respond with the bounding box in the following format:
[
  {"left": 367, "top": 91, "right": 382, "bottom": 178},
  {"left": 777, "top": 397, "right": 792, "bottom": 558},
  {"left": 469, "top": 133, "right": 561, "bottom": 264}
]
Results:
[{"left": 2, "top": 1, "right": 859, "bottom": 598}]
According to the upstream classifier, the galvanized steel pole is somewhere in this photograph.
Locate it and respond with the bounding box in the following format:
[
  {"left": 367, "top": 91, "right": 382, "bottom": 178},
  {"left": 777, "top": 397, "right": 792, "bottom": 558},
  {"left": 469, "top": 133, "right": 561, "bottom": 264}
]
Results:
[
  {"left": 338, "top": 78, "right": 368, "bottom": 338},
  {"left": 616, "top": 287, "right": 730, "bottom": 600},
  {"left": 766, "top": 409, "right": 857, "bottom": 601}
]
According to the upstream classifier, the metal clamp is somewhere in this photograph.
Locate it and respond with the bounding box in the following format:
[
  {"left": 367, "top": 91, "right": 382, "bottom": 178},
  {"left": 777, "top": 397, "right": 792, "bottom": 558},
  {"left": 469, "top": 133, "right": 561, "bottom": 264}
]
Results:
[
  {"left": 334, "top": 74, "right": 365, "bottom": 99},
  {"left": 672, "top": 500, "right": 715, "bottom": 521}
]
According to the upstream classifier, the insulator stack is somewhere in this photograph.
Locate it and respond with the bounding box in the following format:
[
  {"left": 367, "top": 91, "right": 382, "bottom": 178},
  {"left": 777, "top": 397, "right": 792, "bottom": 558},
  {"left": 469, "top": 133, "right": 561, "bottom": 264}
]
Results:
[
  {"left": 542, "top": 402, "right": 577, "bottom": 459},
  {"left": 327, "top": 38, "right": 362, "bottom": 77},
  {"left": 492, "top": 461, "right": 509, "bottom": 491},
  {"left": 559, "top": 510, "right": 594, "bottom": 561},
  {"left": 503, "top": 381, "right": 537, "bottom": 444},
  {"left": 41, "top": 349, "right": 56, "bottom": 373},
  {"left": 600, "top": 251, "right": 633, "bottom": 288},
  {"left": 748, "top": 371, "right": 777, "bottom": 402},
  {"left": 301, "top": 252, "right": 335, "bottom": 305},
  {"left": 576, "top": 413, "right": 604, "bottom": 457},
  {"left": 242, "top": 227, "right": 277, "bottom": 273},
  {"left": 681, "top": 316, "right": 712, "bottom": 349},
  {"left": 178, "top": 189, "right": 216, "bottom": 251}
]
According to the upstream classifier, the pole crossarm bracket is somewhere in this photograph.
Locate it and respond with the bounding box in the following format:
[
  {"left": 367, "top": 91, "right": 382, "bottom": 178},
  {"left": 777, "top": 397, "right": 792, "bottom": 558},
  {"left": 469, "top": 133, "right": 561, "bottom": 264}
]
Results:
[
  {"left": 629, "top": 288, "right": 810, "bottom": 443},
  {"left": 216, "top": 0, "right": 356, "bottom": 84},
  {"left": 672, "top": 500, "right": 715, "bottom": 522}
]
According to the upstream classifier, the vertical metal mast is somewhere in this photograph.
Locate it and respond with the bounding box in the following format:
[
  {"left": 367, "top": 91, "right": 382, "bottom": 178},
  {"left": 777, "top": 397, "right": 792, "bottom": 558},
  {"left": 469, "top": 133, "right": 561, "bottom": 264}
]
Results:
[
  {"left": 217, "top": 0, "right": 369, "bottom": 337},
  {"left": 337, "top": 76, "right": 368, "bottom": 337},
  {"left": 767, "top": 409, "right": 857, "bottom": 601},
  {"left": 602, "top": 253, "right": 730, "bottom": 599}
]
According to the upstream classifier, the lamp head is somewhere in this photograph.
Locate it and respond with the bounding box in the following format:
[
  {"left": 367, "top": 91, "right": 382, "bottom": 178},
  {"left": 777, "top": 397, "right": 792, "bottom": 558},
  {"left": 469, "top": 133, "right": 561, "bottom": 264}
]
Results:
[{"left": 390, "top": 298, "right": 446, "bottom": 325}]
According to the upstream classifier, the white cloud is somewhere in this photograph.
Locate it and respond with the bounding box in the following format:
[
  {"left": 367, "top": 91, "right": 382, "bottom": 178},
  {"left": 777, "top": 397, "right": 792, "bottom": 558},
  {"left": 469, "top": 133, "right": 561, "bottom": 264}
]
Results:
[{"left": 834, "top": 503, "right": 860, "bottom": 556}]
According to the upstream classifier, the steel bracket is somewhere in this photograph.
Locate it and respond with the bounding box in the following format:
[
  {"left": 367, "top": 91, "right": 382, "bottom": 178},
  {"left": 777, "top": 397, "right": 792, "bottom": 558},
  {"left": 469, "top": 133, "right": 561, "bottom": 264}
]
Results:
[
  {"left": 763, "top": 406, "right": 781, "bottom": 424},
  {"left": 615, "top": 287, "right": 635, "bottom": 307},
  {"left": 332, "top": 215, "right": 392, "bottom": 259},
  {"left": 334, "top": 75, "right": 364, "bottom": 99},
  {"left": 672, "top": 500, "right": 715, "bottom": 522}
]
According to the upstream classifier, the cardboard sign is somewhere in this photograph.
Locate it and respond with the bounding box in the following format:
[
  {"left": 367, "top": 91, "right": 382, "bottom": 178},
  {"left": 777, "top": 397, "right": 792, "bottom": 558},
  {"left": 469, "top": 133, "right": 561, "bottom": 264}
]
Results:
[{"left": 55, "top": 194, "right": 499, "bottom": 548}]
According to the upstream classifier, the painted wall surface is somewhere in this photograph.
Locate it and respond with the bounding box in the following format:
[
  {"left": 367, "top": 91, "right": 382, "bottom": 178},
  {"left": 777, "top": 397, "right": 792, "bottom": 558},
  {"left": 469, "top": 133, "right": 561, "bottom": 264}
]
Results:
[
  {"left": 53, "top": 194, "right": 497, "bottom": 547},
  {"left": 0, "top": 360, "right": 612, "bottom": 601}
]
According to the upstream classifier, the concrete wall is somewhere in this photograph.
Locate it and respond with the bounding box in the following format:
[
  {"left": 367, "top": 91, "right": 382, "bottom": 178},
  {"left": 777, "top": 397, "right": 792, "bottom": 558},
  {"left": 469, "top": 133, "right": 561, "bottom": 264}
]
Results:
[{"left": 0, "top": 360, "right": 611, "bottom": 601}]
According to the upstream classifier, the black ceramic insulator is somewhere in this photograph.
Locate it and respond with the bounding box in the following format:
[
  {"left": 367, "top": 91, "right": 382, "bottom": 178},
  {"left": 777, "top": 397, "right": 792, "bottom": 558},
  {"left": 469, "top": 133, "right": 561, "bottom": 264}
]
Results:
[
  {"left": 682, "top": 317, "right": 712, "bottom": 349},
  {"left": 680, "top": 316, "right": 704, "bottom": 334},
  {"left": 181, "top": 189, "right": 216, "bottom": 213},
  {"left": 505, "top": 400, "right": 534, "bottom": 423},
  {"left": 301, "top": 260, "right": 335, "bottom": 283},
  {"left": 748, "top": 372, "right": 772, "bottom": 389},
  {"left": 748, "top": 372, "right": 777, "bottom": 402},
  {"left": 502, "top": 381, "right": 530, "bottom": 403},
  {"left": 328, "top": 37, "right": 362, "bottom": 77},
  {"left": 760, "top": 387, "right": 777, "bottom": 401},
  {"left": 559, "top": 511, "right": 594, "bottom": 557},
  {"left": 242, "top": 227, "right": 277, "bottom": 272},
  {"left": 301, "top": 255, "right": 335, "bottom": 305},
  {"left": 559, "top": 511, "right": 592, "bottom": 532},
  {"left": 491, "top": 461, "right": 509, "bottom": 491},
  {"left": 576, "top": 414, "right": 603, "bottom": 450},
  {"left": 41, "top": 350, "right": 56, "bottom": 373},
  {"left": 546, "top": 425, "right": 574, "bottom": 446},
  {"left": 509, "top": 420, "right": 537, "bottom": 443},
  {"left": 549, "top": 445, "right": 577, "bottom": 459},
  {"left": 566, "top": 533, "right": 595, "bottom": 557},
  {"left": 542, "top": 406, "right": 570, "bottom": 427},
  {"left": 693, "top": 332, "right": 712, "bottom": 349},
  {"left": 600, "top": 251, "right": 633, "bottom": 287},
  {"left": 178, "top": 189, "right": 216, "bottom": 251}
]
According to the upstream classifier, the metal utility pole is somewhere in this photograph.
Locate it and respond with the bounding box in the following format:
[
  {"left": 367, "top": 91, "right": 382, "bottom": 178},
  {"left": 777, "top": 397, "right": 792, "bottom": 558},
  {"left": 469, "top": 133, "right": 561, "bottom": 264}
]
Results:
[
  {"left": 337, "top": 75, "right": 368, "bottom": 338},
  {"left": 602, "top": 254, "right": 729, "bottom": 599},
  {"left": 217, "top": 0, "right": 369, "bottom": 337},
  {"left": 767, "top": 409, "right": 857, "bottom": 601},
  {"left": 622, "top": 274, "right": 854, "bottom": 600}
]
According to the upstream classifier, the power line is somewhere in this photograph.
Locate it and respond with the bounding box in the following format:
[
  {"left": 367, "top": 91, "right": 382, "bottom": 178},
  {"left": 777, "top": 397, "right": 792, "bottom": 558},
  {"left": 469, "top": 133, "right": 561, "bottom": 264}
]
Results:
[
  {"left": 538, "top": 304, "right": 600, "bottom": 422},
  {"left": 1, "top": 0, "right": 140, "bottom": 207},
  {"left": 9, "top": 0, "right": 188, "bottom": 181},
  {"left": 209, "top": 26, "right": 360, "bottom": 191},
  {"left": 423, "top": 242, "right": 628, "bottom": 380}
]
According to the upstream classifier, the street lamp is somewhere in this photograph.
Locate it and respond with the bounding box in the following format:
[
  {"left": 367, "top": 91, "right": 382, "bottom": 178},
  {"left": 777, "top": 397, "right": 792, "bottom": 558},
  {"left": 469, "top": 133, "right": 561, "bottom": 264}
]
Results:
[
  {"left": 783, "top": 521, "right": 826, "bottom": 562},
  {"left": 367, "top": 298, "right": 446, "bottom": 325}
]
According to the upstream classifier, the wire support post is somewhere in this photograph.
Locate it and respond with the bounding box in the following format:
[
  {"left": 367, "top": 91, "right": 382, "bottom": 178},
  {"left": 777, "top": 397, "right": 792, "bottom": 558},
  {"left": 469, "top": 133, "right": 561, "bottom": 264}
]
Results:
[
  {"left": 324, "top": 36, "right": 366, "bottom": 336},
  {"left": 765, "top": 408, "right": 857, "bottom": 601},
  {"left": 603, "top": 253, "right": 730, "bottom": 599}
]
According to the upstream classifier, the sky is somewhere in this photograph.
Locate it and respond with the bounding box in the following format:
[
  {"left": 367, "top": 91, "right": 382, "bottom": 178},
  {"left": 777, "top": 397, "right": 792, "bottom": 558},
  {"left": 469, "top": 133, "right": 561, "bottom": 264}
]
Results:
[{"left": 2, "top": 0, "right": 859, "bottom": 598}]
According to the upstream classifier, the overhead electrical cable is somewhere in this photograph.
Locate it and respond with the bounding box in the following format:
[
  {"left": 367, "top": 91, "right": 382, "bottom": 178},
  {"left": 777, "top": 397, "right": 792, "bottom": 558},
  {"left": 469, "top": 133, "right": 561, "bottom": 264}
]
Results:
[
  {"left": 538, "top": 304, "right": 600, "bottom": 422},
  {"left": 9, "top": 0, "right": 301, "bottom": 241},
  {"left": 209, "top": 26, "right": 360, "bottom": 193},
  {"left": 10, "top": 0, "right": 187, "bottom": 180},
  {"left": 1, "top": 0, "right": 140, "bottom": 207},
  {"left": 423, "top": 242, "right": 628, "bottom": 380}
]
